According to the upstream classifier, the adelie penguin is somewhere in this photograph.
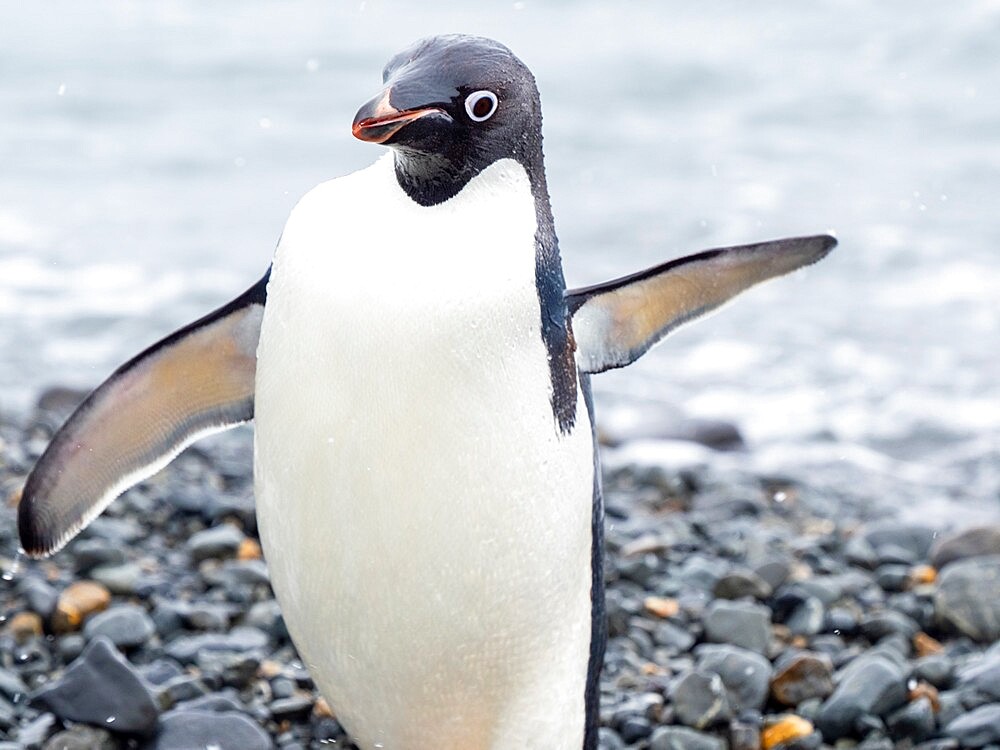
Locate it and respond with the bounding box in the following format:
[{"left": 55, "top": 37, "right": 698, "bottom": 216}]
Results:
[{"left": 18, "top": 35, "right": 835, "bottom": 750}]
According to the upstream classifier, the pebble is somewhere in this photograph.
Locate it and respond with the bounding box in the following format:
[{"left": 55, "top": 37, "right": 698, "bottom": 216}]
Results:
[
  {"left": 82, "top": 603, "right": 156, "bottom": 649},
  {"left": 761, "top": 715, "right": 814, "bottom": 749},
  {"left": 30, "top": 639, "right": 157, "bottom": 733},
  {"left": 814, "top": 654, "right": 907, "bottom": 740},
  {"left": 935, "top": 555, "right": 1000, "bottom": 642},
  {"left": 956, "top": 655, "right": 1000, "bottom": 700},
  {"left": 886, "top": 695, "right": 935, "bottom": 742},
  {"left": 187, "top": 524, "right": 246, "bottom": 562},
  {"left": 42, "top": 725, "right": 117, "bottom": 750},
  {"left": 702, "top": 600, "right": 772, "bottom": 655},
  {"left": 930, "top": 525, "right": 1000, "bottom": 568},
  {"left": 89, "top": 561, "right": 144, "bottom": 595},
  {"left": 151, "top": 709, "right": 274, "bottom": 750},
  {"left": 671, "top": 670, "right": 732, "bottom": 729},
  {"left": 6, "top": 611, "right": 43, "bottom": 641},
  {"left": 695, "top": 644, "right": 772, "bottom": 713},
  {"left": 770, "top": 652, "right": 834, "bottom": 706},
  {"left": 648, "top": 725, "right": 727, "bottom": 750},
  {"left": 165, "top": 626, "right": 269, "bottom": 664},
  {"left": 51, "top": 580, "right": 111, "bottom": 633},
  {"left": 943, "top": 702, "right": 1000, "bottom": 747},
  {"left": 713, "top": 570, "right": 773, "bottom": 601}
]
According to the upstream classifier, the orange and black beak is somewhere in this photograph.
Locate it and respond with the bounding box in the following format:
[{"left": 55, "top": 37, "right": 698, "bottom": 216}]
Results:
[{"left": 352, "top": 88, "right": 450, "bottom": 144}]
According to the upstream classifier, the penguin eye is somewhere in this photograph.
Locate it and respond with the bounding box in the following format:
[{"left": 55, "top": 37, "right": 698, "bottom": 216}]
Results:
[{"left": 465, "top": 90, "right": 498, "bottom": 122}]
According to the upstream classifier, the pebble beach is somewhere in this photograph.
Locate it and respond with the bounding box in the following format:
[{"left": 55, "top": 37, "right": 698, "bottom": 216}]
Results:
[{"left": 2, "top": 390, "right": 999, "bottom": 749}]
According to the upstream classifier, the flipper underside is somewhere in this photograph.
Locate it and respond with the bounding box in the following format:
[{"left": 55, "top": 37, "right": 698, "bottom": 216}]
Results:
[
  {"left": 567, "top": 235, "right": 836, "bottom": 374},
  {"left": 17, "top": 270, "right": 270, "bottom": 558}
]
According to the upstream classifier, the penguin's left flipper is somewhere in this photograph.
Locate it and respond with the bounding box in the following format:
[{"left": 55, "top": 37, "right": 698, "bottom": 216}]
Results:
[
  {"left": 17, "top": 270, "right": 270, "bottom": 558},
  {"left": 568, "top": 234, "right": 836, "bottom": 374}
]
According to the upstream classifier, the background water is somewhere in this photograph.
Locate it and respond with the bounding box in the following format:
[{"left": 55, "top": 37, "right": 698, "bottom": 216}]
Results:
[{"left": 1, "top": 1, "right": 997, "bottom": 523}]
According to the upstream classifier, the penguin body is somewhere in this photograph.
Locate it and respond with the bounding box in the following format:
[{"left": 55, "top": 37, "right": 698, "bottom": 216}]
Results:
[
  {"left": 255, "top": 154, "right": 596, "bottom": 748},
  {"left": 18, "top": 34, "right": 835, "bottom": 750}
]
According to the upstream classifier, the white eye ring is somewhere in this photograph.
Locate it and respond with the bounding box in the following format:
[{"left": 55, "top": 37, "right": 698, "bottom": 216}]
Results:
[{"left": 465, "top": 90, "right": 498, "bottom": 122}]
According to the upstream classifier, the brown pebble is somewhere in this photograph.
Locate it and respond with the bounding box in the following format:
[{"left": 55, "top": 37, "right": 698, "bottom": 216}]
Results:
[
  {"left": 621, "top": 534, "right": 670, "bottom": 557},
  {"left": 238, "top": 538, "right": 263, "bottom": 561},
  {"left": 641, "top": 662, "right": 667, "bottom": 676},
  {"left": 258, "top": 660, "right": 283, "bottom": 679},
  {"left": 761, "top": 715, "right": 814, "bottom": 749},
  {"left": 7, "top": 611, "right": 44, "bottom": 641},
  {"left": 52, "top": 580, "right": 111, "bottom": 633},
  {"left": 908, "top": 681, "right": 941, "bottom": 713},
  {"left": 913, "top": 631, "right": 944, "bottom": 657},
  {"left": 909, "top": 564, "right": 937, "bottom": 587},
  {"left": 7, "top": 484, "right": 23, "bottom": 508},
  {"left": 313, "top": 696, "right": 335, "bottom": 718},
  {"left": 643, "top": 596, "right": 679, "bottom": 619},
  {"left": 771, "top": 652, "right": 835, "bottom": 706}
]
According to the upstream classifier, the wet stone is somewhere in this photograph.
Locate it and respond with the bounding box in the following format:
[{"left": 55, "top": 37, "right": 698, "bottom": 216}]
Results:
[
  {"left": 935, "top": 556, "right": 1000, "bottom": 642},
  {"left": 672, "top": 669, "right": 732, "bottom": 729},
  {"left": 956, "top": 655, "right": 1000, "bottom": 700},
  {"left": 89, "top": 562, "right": 144, "bottom": 595},
  {"left": 815, "top": 653, "right": 907, "bottom": 740},
  {"left": 187, "top": 524, "right": 246, "bottom": 562},
  {"left": 695, "top": 644, "right": 772, "bottom": 713},
  {"left": 714, "top": 570, "right": 773, "bottom": 601},
  {"left": 31, "top": 637, "right": 159, "bottom": 734},
  {"left": 165, "top": 626, "right": 269, "bottom": 664},
  {"left": 83, "top": 603, "right": 156, "bottom": 649},
  {"left": 17, "top": 577, "right": 58, "bottom": 619},
  {"left": 703, "top": 600, "right": 772, "bottom": 655},
  {"left": 931, "top": 525, "right": 1000, "bottom": 569},
  {"left": 943, "top": 703, "right": 1000, "bottom": 747},
  {"left": 649, "top": 725, "right": 727, "bottom": 750},
  {"left": 269, "top": 695, "right": 313, "bottom": 721},
  {"left": 42, "top": 725, "right": 117, "bottom": 750},
  {"left": 151, "top": 709, "right": 273, "bottom": 750},
  {"left": 771, "top": 652, "right": 834, "bottom": 706},
  {"left": 886, "top": 696, "right": 935, "bottom": 743}
]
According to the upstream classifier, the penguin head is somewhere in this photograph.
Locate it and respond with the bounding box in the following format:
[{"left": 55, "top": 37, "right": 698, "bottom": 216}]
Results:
[{"left": 352, "top": 35, "right": 545, "bottom": 206}]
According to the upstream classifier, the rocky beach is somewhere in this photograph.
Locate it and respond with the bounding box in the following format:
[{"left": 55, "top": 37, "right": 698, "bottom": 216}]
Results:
[{"left": 1, "top": 391, "right": 998, "bottom": 750}]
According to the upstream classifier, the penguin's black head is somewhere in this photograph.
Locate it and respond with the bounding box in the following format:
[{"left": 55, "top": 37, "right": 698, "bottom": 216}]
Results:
[{"left": 352, "top": 35, "right": 545, "bottom": 206}]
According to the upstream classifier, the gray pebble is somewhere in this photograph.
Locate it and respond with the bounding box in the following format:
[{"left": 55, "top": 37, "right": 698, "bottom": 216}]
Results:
[
  {"left": 83, "top": 603, "right": 156, "bottom": 649},
  {"left": 187, "top": 524, "right": 246, "bottom": 562},
  {"left": 935, "top": 556, "right": 1000, "bottom": 642},
  {"left": 695, "top": 643, "right": 772, "bottom": 713},
  {"left": 269, "top": 695, "right": 313, "bottom": 721},
  {"left": 89, "top": 561, "right": 144, "bottom": 595},
  {"left": 815, "top": 654, "right": 907, "bottom": 740},
  {"left": 672, "top": 669, "right": 732, "bottom": 729},
  {"left": 886, "top": 696, "right": 935, "bottom": 742},
  {"left": 703, "top": 600, "right": 772, "bottom": 655},
  {"left": 151, "top": 709, "right": 273, "bottom": 750},
  {"left": 165, "top": 626, "right": 269, "bottom": 664},
  {"left": 931, "top": 526, "right": 1000, "bottom": 569},
  {"left": 649, "top": 725, "right": 726, "bottom": 750},
  {"left": 31, "top": 637, "right": 159, "bottom": 734},
  {"left": 18, "top": 577, "right": 58, "bottom": 619},
  {"left": 653, "top": 620, "right": 696, "bottom": 654},
  {"left": 957, "top": 655, "right": 1000, "bottom": 700},
  {"left": 713, "top": 570, "right": 773, "bottom": 601},
  {"left": 42, "top": 725, "right": 117, "bottom": 750},
  {"left": 943, "top": 703, "right": 1000, "bottom": 747},
  {"left": 597, "top": 726, "right": 626, "bottom": 750}
]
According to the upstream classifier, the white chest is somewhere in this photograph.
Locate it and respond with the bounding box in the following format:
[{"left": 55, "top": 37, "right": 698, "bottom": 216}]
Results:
[{"left": 253, "top": 156, "right": 597, "bottom": 750}]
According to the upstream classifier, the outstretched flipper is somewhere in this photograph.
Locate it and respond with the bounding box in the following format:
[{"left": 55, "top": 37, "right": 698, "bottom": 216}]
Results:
[
  {"left": 568, "top": 235, "right": 836, "bottom": 374},
  {"left": 18, "top": 270, "right": 270, "bottom": 558}
]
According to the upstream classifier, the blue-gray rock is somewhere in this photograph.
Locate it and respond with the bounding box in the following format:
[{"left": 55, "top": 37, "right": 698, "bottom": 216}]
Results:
[
  {"left": 914, "top": 654, "right": 954, "bottom": 688},
  {"left": 648, "top": 725, "right": 726, "bottom": 750},
  {"left": 16, "top": 712, "right": 55, "bottom": 747},
  {"left": 89, "top": 562, "right": 144, "bottom": 595},
  {"left": 18, "top": 577, "right": 58, "bottom": 619},
  {"left": 187, "top": 524, "right": 245, "bottom": 562},
  {"left": 695, "top": 644, "right": 772, "bottom": 712},
  {"left": 943, "top": 703, "right": 1000, "bottom": 747},
  {"left": 815, "top": 654, "right": 907, "bottom": 740},
  {"left": 671, "top": 669, "right": 732, "bottom": 729},
  {"left": 83, "top": 604, "right": 155, "bottom": 649},
  {"left": 859, "top": 610, "right": 919, "bottom": 641},
  {"left": 703, "top": 600, "right": 772, "bottom": 654},
  {"left": 269, "top": 695, "right": 313, "bottom": 721},
  {"left": 84, "top": 516, "right": 144, "bottom": 545},
  {"left": 57, "top": 633, "right": 86, "bottom": 663},
  {"left": 42, "top": 725, "right": 117, "bottom": 750},
  {"left": 957, "top": 656, "right": 1000, "bottom": 700},
  {"left": 70, "top": 539, "right": 127, "bottom": 574},
  {"left": 164, "top": 626, "right": 269, "bottom": 664},
  {"left": 0, "top": 668, "right": 27, "bottom": 702},
  {"left": 861, "top": 522, "right": 935, "bottom": 562},
  {"left": 245, "top": 599, "right": 288, "bottom": 640},
  {"left": 713, "top": 570, "right": 773, "bottom": 601},
  {"left": 935, "top": 555, "right": 1000, "bottom": 642},
  {"left": 31, "top": 637, "right": 159, "bottom": 734},
  {"left": 151, "top": 709, "right": 273, "bottom": 750},
  {"left": 141, "top": 659, "right": 184, "bottom": 687},
  {"left": 653, "top": 620, "right": 696, "bottom": 654},
  {"left": 598, "top": 726, "right": 626, "bottom": 750},
  {"left": 175, "top": 690, "right": 245, "bottom": 714},
  {"left": 887, "top": 696, "right": 935, "bottom": 742},
  {"left": 786, "top": 597, "right": 825, "bottom": 636},
  {"left": 931, "top": 526, "right": 1000, "bottom": 569}
]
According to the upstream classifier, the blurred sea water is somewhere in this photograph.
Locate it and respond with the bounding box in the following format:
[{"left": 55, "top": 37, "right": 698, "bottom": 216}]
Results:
[{"left": 1, "top": 1, "right": 997, "bottom": 523}]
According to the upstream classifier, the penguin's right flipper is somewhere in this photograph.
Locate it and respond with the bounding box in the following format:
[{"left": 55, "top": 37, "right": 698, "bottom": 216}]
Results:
[
  {"left": 18, "top": 269, "right": 270, "bottom": 558},
  {"left": 567, "top": 234, "right": 836, "bottom": 374}
]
